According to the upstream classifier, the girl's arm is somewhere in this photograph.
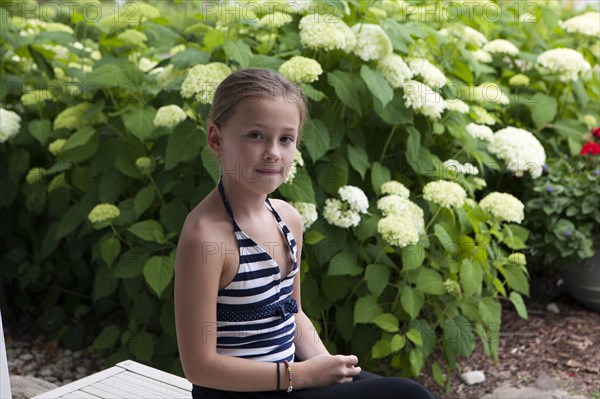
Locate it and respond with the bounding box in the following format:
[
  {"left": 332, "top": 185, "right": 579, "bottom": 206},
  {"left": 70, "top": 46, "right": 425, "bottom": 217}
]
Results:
[{"left": 278, "top": 200, "right": 331, "bottom": 360}]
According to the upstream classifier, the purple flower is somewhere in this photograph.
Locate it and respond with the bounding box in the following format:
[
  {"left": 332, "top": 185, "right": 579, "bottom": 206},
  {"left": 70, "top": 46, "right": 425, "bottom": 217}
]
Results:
[
  {"left": 564, "top": 154, "right": 569, "bottom": 160},
  {"left": 543, "top": 163, "right": 549, "bottom": 172},
  {"left": 546, "top": 186, "right": 554, "bottom": 193},
  {"left": 595, "top": 169, "right": 600, "bottom": 176},
  {"left": 565, "top": 230, "right": 572, "bottom": 238}
]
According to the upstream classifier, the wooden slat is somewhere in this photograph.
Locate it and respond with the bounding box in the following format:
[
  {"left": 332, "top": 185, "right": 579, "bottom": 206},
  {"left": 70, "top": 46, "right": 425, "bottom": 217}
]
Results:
[{"left": 32, "top": 360, "right": 192, "bottom": 399}]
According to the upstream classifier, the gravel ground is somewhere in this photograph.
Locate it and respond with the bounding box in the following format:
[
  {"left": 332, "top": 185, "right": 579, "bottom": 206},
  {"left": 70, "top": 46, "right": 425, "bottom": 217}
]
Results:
[{"left": 5, "top": 328, "right": 106, "bottom": 386}]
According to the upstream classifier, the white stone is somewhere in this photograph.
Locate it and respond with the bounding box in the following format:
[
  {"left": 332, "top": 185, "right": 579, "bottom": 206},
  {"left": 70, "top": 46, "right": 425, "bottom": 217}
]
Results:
[
  {"left": 460, "top": 370, "right": 486, "bottom": 385},
  {"left": 19, "top": 353, "right": 33, "bottom": 361},
  {"left": 546, "top": 303, "right": 560, "bottom": 314}
]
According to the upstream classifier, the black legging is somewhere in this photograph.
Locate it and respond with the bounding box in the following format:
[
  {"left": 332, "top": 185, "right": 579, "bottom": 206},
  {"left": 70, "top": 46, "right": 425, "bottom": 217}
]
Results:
[{"left": 192, "top": 370, "right": 437, "bottom": 399}]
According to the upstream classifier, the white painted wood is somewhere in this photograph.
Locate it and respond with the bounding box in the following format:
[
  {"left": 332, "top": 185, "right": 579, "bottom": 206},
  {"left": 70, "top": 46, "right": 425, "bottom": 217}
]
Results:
[
  {"left": 32, "top": 360, "right": 192, "bottom": 399},
  {"left": 0, "top": 309, "right": 12, "bottom": 399}
]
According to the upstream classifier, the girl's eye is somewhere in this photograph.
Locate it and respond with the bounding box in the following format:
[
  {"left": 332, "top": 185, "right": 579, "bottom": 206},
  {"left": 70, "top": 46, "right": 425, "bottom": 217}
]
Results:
[
  {"left": 280, "top": 136, "right": 294, "bottom": 144},
  {"left": 248, "top": 132, "right": 262, "bottom": 139}
]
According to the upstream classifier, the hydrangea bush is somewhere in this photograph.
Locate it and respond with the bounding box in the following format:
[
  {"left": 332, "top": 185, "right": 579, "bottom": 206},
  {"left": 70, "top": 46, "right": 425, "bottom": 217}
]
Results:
[{"left": 0, "top": 0, "right": 598, "bottom": 391}]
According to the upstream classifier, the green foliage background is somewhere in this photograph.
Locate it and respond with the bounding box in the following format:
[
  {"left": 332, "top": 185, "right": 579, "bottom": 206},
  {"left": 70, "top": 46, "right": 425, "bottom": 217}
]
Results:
[{"left": 1, "top": 0, "right": 598, "bottom": 390}]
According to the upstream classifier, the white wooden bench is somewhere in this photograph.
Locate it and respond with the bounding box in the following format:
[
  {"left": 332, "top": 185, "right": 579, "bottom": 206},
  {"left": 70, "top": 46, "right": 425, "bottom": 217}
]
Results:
[
  {"left": 32, "top": 360, "right": 192, "bottom": 399},
  {"left": 1, "top": 309, "right": 12, "bottom": 399}
]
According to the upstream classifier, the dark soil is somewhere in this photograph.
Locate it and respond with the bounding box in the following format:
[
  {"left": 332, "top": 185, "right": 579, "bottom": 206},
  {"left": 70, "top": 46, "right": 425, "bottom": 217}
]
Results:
[{"left": 413, "top": 269, "right": 600, "bottom": 399}]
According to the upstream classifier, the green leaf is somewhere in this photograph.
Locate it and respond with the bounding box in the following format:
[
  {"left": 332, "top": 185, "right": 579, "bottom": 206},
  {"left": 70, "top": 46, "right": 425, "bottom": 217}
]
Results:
[
  {"left": 112, "top": 247, "right": 150, "bottom": 279},
  {"left": 94, "top": 265, "right": 119, "bottom": 299},
  {"left": 328, "top": 251, "right": 362, "bottom": 276},
  {"left": 415, "top": 268, "right": 445, "bottom": 295},
  {"left": 278, "top": 168, "right": 316, "bottom": 203},
  {"left": 373, "top": 313, "right": 399, "bottom": 332},
  {"left": 356, "top": 214, "right": 379, "bottom": 241},
  {"left": 134, "top": 186, "right": 155, "bottom": 217},
  {"left": 315, "top": 153, "right": 348, "bottom": 196},
  {"left": 409, "top": 348, "right": 424, "bottom": 376},
  {"left": 171, "top": 48, "right": 210, "bottom": 69},
  {"left": 401, "top": 244, "right": 425, "bottom": 271},
  {"left": 459, "top": 259, "right": 482, "bottom": 298},
  {"left": 371, "top": 162, "right": 391, "bottom": 194},
  {"left": 165, "top": 121, "right": 203, "bottom": 169},
  {"left": 303, "top": 118, "right": 330, "bottom": 163},
  {"left": 128, "top": 331, "right": 154, "bottom": 363},
  {"left": 434, "top": 224, "right": 457, "bottom": 254},
  {"left": 28, "top": 120, "right": 52, "bottom": 146},
  {"left": 360, "top": 65, "right": 393, "bottom": 107},
  {"left": 143, "top": 256, "right": 174, "bottom": 297},
  {"left": 159, "top": 199, "right": 188, "bottom": 234},
  {"left": 504, "top": 264, "right": 529, "bottom": 296},
  {"left": 391, "top": 334, "right": 406, "bottom": 352},
  {"left": 127, "top": 220, "right": 166, "bottom": 243},
  {"left": 122, "top": 106, "right": 156, "bottom": 142},
  {"left": 365, "top": 263, "right": 389, "bottom": 297},
  {"left": 85, "top": 63, "right": 131, "bottom": 87},
  {"left": 61, "top": 126, "right": 96, "bottom": 152},
  {"left": 478, "top": 297, "right": 501, "bottom": 327},
  {"left": 372, "top": 338, "right": 391, "bottom": 359},
  {"left": 432, "top": 362, "right": 445, "bottom": 386},
  {"left": 406, "top": 126, "right": 421, "bottom": 172},
  {"left": 100, "top": 238, "right": 121, "bottom": 268},
  {"left": 91, "top": 324, "right": 120, "bottom": 351},
  {"left": 304, "top": 230, "right": 325, "bottom": 245},
  {"left": 401, "top": 286, "right": 424, "bottom": 319},
  {"left": 373, "top": 95, "right": 413, "bottom": 125},
  {"left": 406, "top": 328, "right": 423, "bottom": 346},
  {"left": 300, "top": 83, "right": 327, "bottom": 102},
  {"left": 223, "top": 40, "right": 253, "bottom": 67},
  {"left": 528, "top": 93, "right": 557, "bottom": 129},
  {"left": 353, "top": 295, "right": 383, "bottom": 324},
  {"left": 509, "top": 291, "right": 528, "bottom": 319},
  {"left": 444, "top": 315, "right": 474, "bottom": 356},
  {"left": 327, "top": 70, "right": 362, "bottom": 116},
  {"left": 347, "top": 144, "right": 369, "bottom": 179}
]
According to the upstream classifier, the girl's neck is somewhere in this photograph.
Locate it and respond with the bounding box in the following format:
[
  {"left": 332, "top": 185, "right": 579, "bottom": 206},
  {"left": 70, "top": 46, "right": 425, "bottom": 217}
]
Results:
[{"left": 219, "top": 176, "right": 269, "bottom": 220}]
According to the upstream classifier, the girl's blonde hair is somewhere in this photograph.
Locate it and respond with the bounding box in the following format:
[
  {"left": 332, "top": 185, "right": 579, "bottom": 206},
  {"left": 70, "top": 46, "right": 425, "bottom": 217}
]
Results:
[{"left": 207, "top": 68, "right": 309, "bottom": 144}]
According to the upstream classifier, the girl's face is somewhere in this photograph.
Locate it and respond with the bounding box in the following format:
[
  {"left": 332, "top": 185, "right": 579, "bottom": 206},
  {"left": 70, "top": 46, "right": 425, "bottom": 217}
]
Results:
[{"left": 209, "top": 95, "right": 300, "bottom": 194}]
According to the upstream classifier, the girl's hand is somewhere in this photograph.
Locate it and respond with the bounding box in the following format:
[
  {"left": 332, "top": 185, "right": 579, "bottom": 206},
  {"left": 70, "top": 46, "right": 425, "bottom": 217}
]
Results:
[{"left": 296, "top": 354, "right": 361, "bottom": 389}]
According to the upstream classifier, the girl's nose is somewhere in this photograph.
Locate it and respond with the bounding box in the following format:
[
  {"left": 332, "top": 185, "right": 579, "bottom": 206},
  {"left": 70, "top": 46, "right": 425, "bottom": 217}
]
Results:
[{"left": 263, "top": 141, "right": 280, "bottom": 161}]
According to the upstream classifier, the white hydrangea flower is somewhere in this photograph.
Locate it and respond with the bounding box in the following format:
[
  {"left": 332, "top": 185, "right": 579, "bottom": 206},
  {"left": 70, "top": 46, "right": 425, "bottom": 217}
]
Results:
[
  {"left": 350, "top": 23, "right": 393, "bottom": 61},
  {"left": 258, "top": 12, "right": 293, "bottom": 28},
  {"left": 468, "top": 83, "right": 510, "bottom": 105},
  {"left": 465, "top": 123, "right": 494, "bottom": 141},
  {"left": 0, "top": 108, "right": 22, "bottom": 143},
  {"left": 444, "top": 99, "right": 469, "bottom": 113},
  {"left": 536, "top": 48, "right": 591, "bottom": 82},
  {"left": 378, "top": 214, "right": 422, "bottom": 248},
  {"left": 463, "top": 26, "right": 488, "bottom": 47},
  {"left": 380, "top": 180, "right": 410, "bottom": 198},
  {"left": 153, "top": 105, "right": 187, "bottom": 128},
  {"left": 21, "top": 90, "right": 53, "bottom": 105},
  {"left": 559, "top": 12, "right": 600, "bottom": 37},
  {"left": 443, "top": 159, "right": 479, "bottom": 175},
  {"left": 169, "top": 44, "right": 186, "bottom": 56},
  {"left": 298, "top": 14, "right": 356, "bottom": 52},
  {"left": 487, "top": 126, "right": 546, "bottom": 179},
  {"left": 138, "top": 57, "right": 158, "bottom": 72},
  {"left": 479, "top": 192, "right": 524, "bottom": 224},
  {"left": 181, "top": 63, "right": 232, "bottom": 104},
  {"left": 338, "top": 185, "right": 369, "bottom": 214},
  {"left": 482, "top": 39, "right": 519, "bottom": 56},
  {"left": 423, "top": 180, "right": 467, "bottom": 208},
  {"left": 323, "top": 198, "right": 362, "bottom": 228},
  {"left": 291, "top": 202, "right": 318, "bottom": 231},
  {"left": 279, "top": 56, "right": 323, "bottom": 84},
  {"left": 472, "top": 49, "right": 492, "bottom": 63},
  {"left": 284, "top": 150, "right": 304, "bottom": 184},
  {"left": 470, "top": 106, "right": 496, "bottom": 126},
  {"left": 408, "top": 58, "right": 447, "bottom": 88},
  {"left": 402, "top": 80, "right": 446, "bottom": 120},
  {"left": 377, "top": 53, "right": 413, "bottom": 88}
]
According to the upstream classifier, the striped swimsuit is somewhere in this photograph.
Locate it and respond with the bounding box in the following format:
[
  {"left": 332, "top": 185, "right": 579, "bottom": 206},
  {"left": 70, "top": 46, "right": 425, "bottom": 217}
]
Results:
[{"left": 214, "top": 179, "right": 299, "bottom": 363}]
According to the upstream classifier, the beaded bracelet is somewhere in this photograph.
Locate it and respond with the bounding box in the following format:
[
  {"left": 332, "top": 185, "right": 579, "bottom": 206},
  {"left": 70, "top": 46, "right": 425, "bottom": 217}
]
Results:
[
  {"left": 276, "top": 362, "right": 281, "bottom": 391},
  {"left": 283, "top": 360, "right": 293, "bottom": 393}
]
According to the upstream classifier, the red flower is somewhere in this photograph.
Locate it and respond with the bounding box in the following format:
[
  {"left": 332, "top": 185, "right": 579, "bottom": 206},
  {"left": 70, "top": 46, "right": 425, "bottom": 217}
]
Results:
[
  {"left": 592, "top": 127, "right": 600, "bottom": 138},
  {"left": 580, "top": 141, "right": 600, "bottom": 156}
]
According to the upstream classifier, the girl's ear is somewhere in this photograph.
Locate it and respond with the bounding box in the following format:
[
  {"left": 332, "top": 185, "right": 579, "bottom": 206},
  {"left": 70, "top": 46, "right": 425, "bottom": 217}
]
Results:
[{"left": 207, "top": 123, "right": 222, "bottom": 156}]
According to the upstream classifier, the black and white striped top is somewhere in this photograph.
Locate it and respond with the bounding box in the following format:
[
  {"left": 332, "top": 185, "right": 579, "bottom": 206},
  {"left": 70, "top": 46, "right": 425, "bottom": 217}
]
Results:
[{"left": 215, "top": 179, "right": 299, "bottom": 363}]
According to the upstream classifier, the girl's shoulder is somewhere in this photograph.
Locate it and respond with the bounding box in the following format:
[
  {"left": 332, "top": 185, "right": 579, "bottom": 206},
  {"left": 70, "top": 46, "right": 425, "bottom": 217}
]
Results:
[
  {"left": 181, "top": 189, "right": 231, "bottom": 242},
  {"left": 268, "top": 198, "right": 303, "bottom": 235}
]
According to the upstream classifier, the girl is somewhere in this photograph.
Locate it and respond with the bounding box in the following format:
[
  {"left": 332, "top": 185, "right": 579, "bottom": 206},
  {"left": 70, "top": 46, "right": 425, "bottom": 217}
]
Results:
[{"left": 174, "top": 68, "right": 436, "bottom": 399}]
